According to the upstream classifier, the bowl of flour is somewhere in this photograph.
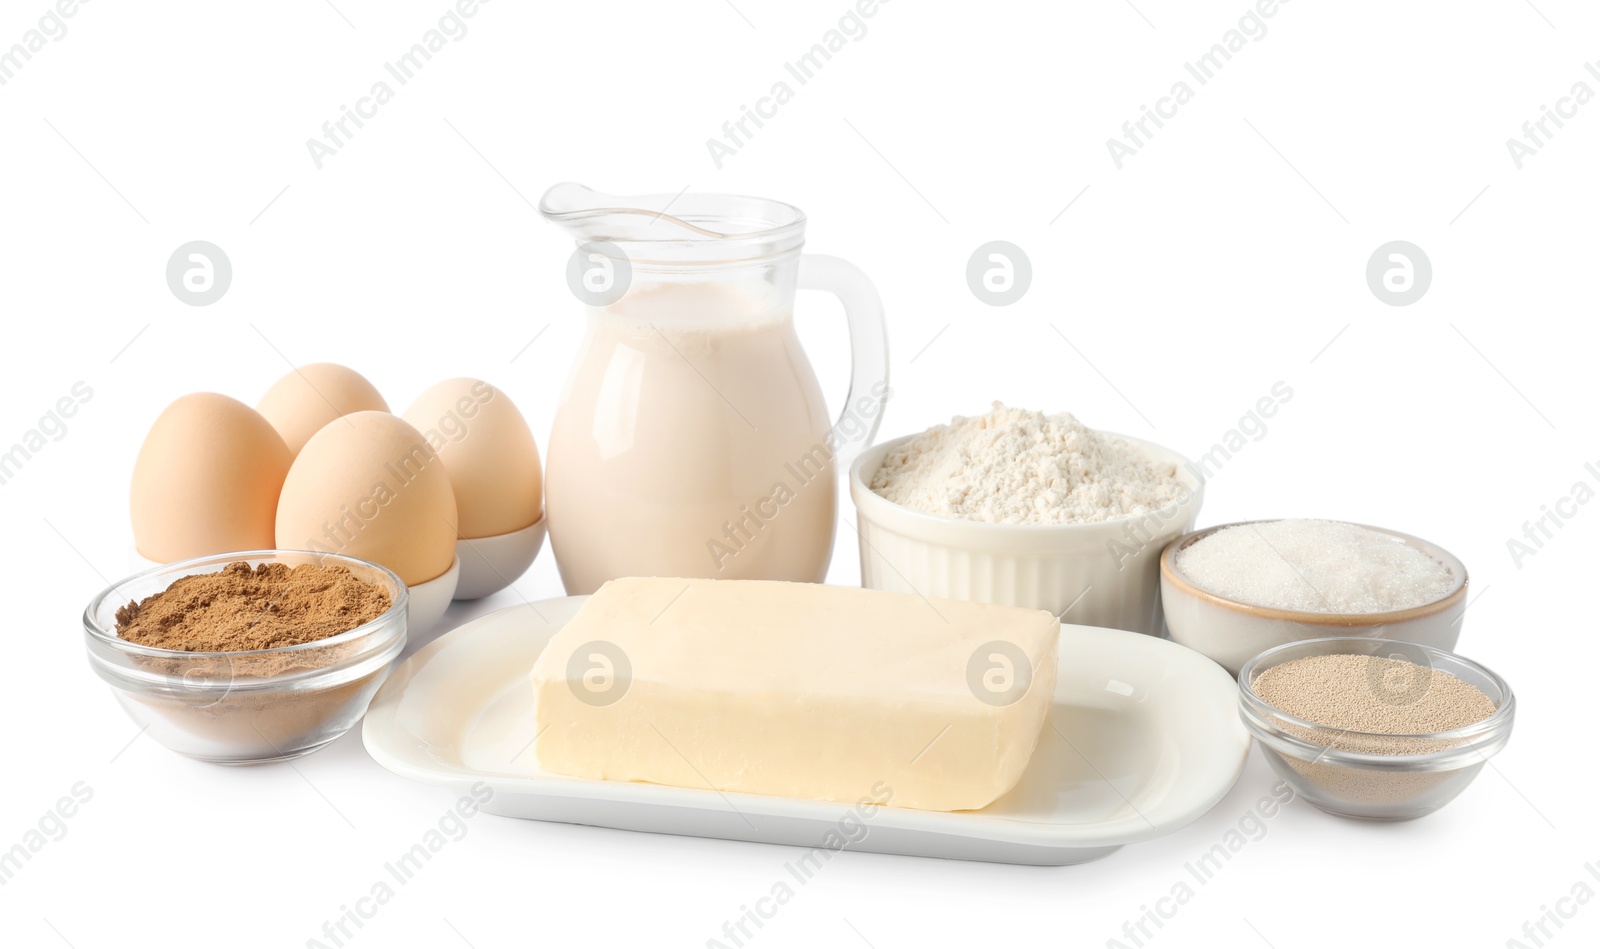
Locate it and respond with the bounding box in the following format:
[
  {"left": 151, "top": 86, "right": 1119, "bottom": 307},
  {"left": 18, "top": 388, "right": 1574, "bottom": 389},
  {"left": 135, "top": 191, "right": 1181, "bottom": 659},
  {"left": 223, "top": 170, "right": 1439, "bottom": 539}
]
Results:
[{"left": 849, "top": 403, "right": 1204, "bottom": 635}]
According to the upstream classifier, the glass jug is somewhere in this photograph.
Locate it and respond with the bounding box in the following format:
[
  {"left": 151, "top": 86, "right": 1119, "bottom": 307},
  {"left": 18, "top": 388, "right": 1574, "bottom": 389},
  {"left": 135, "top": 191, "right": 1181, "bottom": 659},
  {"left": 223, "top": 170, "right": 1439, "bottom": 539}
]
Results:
[{"left": 539, "top": 184, "right": 889, "bottom": 595}]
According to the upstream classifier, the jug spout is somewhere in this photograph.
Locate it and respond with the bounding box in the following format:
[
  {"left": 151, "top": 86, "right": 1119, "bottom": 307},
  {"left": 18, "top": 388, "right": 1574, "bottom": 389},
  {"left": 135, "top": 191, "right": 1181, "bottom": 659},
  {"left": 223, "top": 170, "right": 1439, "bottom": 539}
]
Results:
[
  {"left": 539, "top": 183, "right": 731, "bottom": 241},
  {"left": 538, "top": 183, "right": 807, "bottom": 265}
]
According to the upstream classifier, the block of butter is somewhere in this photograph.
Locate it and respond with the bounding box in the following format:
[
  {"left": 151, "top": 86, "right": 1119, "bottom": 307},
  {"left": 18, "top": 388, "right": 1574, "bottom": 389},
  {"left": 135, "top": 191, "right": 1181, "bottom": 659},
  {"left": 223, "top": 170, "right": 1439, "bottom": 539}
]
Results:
[{"left": 529, "top": 577, "right": 1059, "bottom": 812}]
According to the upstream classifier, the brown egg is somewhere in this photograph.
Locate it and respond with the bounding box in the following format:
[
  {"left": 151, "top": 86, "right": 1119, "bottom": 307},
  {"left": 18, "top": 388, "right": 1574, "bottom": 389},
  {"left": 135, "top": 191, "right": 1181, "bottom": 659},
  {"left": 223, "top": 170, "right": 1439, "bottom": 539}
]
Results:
[
  {"left": 257, "top": 363, "right": 388, "bottom": 456},
  {"left": 131, "top": 393, "right": 293, "bottom": 562},
  {"left": 275, "top": 411, "right": 457, "bottom": 585},
  {"left": 402, "top": 378, "right": 543, "bottom": 539}
]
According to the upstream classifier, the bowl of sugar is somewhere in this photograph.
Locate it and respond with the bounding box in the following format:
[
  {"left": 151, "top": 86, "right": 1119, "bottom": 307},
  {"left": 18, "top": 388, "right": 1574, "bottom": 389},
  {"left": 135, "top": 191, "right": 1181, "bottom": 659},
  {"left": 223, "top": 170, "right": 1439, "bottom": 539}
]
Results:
[
  {"left": 849, "top": 404, "right": 1204, "bottom": 636},
  {"left": 1160, "top": 519, "right": 1467, "bottom": 676}
]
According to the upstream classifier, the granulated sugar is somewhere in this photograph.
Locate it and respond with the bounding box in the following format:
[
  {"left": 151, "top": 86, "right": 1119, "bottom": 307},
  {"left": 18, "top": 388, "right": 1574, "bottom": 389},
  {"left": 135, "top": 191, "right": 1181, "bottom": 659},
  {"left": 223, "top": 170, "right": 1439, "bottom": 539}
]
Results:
[
  {"left": 868, "top": 403, "right": 1185, "bottom": 525},
  {"left": 1177, "top": 519, "right": 1454, "bottom": 613}
]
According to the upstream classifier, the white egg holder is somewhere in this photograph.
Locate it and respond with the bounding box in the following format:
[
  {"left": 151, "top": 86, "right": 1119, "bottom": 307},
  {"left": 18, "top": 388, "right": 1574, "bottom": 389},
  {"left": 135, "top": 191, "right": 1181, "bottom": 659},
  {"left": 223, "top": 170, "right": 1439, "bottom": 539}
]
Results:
[
  {"left": 453, "top": 516, "right": 547, "bottom": 600},
  {"left": 408, "top": 557, "right": 460, "bottom": 633}
]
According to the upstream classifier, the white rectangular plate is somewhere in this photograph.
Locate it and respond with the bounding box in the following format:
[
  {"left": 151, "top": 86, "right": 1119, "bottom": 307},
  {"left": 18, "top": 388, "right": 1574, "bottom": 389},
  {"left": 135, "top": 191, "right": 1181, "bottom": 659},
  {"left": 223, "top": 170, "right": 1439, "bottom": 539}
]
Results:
[{"left": 363, "top": 596, "right": 1248, "bottom": 866}]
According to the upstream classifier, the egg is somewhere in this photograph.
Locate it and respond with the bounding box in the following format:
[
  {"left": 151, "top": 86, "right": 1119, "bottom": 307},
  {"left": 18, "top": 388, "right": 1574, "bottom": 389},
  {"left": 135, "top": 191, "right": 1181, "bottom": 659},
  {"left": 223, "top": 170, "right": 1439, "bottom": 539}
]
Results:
[
  {"left": 131, "top": 393, "right": 292, "bottom": 562},
  {"left": 402, "top": 378, "right": 543, "bottom": 539},
  {"left": 275, "top": 411, "right": 457, "bottom": 585},
  {"left": 257, "top": 363, "right": 388, "bottom": 456}
]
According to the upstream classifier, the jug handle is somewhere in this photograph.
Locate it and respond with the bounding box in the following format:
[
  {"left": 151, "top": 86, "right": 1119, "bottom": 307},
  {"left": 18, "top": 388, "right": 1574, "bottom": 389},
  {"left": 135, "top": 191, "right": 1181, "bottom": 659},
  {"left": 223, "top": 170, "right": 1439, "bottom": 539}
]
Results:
[{"left": 797, "top": 255, "right": 890, "bottom": 478}]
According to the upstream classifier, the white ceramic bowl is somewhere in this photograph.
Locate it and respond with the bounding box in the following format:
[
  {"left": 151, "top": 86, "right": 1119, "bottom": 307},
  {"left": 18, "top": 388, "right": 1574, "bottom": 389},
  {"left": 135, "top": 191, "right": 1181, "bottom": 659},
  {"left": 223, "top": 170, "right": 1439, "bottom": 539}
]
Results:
[
  {"left": 407, "top": 556, "right": 460, "bottom": 634},
  {"left": 453, "top": 517, "right": 546, "bottom": 600},
  {"left": 1160, "top": 521, "right": 1468, "bottom": 676},
  {"left": 847, "top": 433, "right": 1204, "bottom": 635}
]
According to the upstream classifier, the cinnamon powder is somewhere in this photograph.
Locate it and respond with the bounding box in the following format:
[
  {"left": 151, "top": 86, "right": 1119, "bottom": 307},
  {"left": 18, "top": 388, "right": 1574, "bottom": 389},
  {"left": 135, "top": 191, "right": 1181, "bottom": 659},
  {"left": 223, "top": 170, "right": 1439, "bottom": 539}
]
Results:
[{"left": 116, "top": 561, "right": 392, "bottom": 652}]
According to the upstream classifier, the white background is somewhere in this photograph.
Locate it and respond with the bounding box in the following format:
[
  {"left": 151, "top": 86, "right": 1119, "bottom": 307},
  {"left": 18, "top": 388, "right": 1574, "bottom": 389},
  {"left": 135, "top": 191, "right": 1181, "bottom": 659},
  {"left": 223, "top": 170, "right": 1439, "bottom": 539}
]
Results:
[{"left": 1, "top": 0, "right": 1594, "bottom": 946}]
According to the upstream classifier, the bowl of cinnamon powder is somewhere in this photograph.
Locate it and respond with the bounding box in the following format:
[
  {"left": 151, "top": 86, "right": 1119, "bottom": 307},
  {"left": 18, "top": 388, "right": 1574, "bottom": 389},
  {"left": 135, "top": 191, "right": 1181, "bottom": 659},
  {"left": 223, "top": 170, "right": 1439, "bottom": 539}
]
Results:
[{"left": 84, "top": 551, "right": 407, "bottom": 764}]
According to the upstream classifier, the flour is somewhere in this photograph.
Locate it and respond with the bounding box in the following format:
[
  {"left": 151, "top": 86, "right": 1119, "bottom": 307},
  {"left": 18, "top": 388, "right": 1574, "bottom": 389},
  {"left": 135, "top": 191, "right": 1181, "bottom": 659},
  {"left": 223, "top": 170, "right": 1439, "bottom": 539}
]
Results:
[{"left": 868, "top": 403, "right": 1186, "bottom": 525}]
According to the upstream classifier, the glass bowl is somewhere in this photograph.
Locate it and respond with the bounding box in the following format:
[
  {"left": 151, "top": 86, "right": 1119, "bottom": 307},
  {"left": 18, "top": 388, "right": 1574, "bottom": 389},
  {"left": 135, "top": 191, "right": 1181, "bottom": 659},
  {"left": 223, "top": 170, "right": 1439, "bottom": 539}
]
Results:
[
  {"left": 84, "top": 551, "right": 407, "bottom": 764},
  {"left": 1238, "top": 637, "right": 1514, "bottom": 821}
]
